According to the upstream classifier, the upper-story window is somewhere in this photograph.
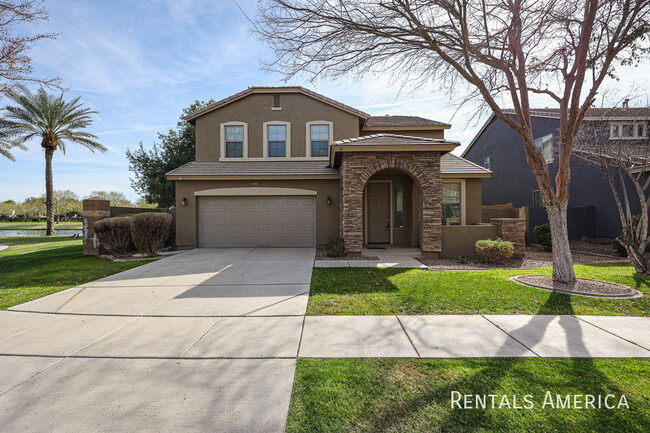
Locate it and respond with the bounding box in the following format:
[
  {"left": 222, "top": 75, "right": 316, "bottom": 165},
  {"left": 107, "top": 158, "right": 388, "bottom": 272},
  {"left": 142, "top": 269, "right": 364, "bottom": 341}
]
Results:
[
  {"left": 220, "top": 122, "right": 248, "bottom": 159},
  {"left": 272, "top": 94, "right": 282, "bottom": 110},
  {"left": 483, "top": 156, "right": 491, "bottom": 170},
  {"left": 534, "top": 133, "right": 554, "bottom": 163},
  {"left": 610, "top": 121, "right": 647, "bottom": 140},
  {"left": 307, "top": 121, "right": 333, "bottom": 157},
  {"left": 263, "top": 121, "right": 291, "bottom": 158},
  {"left": 224, "top": 125, "right": 244, "bottom": 157}
]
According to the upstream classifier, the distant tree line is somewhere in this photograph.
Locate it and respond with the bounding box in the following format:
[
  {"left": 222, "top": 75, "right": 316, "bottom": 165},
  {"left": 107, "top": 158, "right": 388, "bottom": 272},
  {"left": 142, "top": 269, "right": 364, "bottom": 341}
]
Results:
[{"left": 0, "top": 191, "right": 158, "bottom": 222}]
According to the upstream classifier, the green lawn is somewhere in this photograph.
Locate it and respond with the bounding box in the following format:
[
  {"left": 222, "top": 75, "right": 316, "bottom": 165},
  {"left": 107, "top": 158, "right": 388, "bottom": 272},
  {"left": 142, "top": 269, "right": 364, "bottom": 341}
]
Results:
[
  {"left": 309, "top": 265, "right": 649, "bottom": 316},
  {"left": 0, "top": 221, "right": 82, "bottom": 229},
  {"left": 0, "top": 236, "right": 152, "bottom": 310},
  {"left": 287, "top": 358, "right": 650, "bottom": 433}
]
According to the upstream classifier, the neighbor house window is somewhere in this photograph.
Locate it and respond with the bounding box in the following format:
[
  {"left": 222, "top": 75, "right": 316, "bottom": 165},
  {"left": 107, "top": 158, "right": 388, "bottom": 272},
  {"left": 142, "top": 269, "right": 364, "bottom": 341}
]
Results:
[
  {"left": 224, "top": 125, "right": 244, "bottom": 158},
  {"left": 264, "top": 122, "right": 291, "bottom": 157},
  {"left": 220, "top": 122, "right": 247, "bottom": 159},
  {"left": 534, "top": 133, "right": 554, "bottom": 162},
  {"left": 394, "top": 184, "right": 404, "bottom": 228},
  {"left": 610, "top": 122, "right": 648, "bottom": 140},
  {"left": 307, "top": 122, "right": 332, "bottom": 157},
  {"left": 442, "top": 183, "right": 461, "bottom": 225},
  {"left": 532, "top": 190, "right": 543, "bottom": 208},
  {"left": 484, "top": 156, "right": 491, "bottom": 170}
]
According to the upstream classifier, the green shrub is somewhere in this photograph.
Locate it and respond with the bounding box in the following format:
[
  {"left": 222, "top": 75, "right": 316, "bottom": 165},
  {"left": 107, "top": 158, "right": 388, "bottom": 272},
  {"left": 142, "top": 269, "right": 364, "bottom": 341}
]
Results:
[
  {"left": 129, "top": 212, "right": 172, "bottom": 256},
  {"left": 323, "top": 237, "right": 345, "bottom": 257},
  {"left": 533, "top": 223, "right": 552, "bottom": 251},
  {"left": 94, "top": 216, "right": 132, "bottom": 256},
  {"left": 475, "top": 238, "right": 514, "bottom": 263}
]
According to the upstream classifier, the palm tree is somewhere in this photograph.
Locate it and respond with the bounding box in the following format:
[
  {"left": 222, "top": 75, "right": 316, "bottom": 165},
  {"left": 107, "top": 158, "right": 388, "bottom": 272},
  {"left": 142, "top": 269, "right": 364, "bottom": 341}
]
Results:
[{"left": 0, "top": 86, "right": 106, "bottom": 235}]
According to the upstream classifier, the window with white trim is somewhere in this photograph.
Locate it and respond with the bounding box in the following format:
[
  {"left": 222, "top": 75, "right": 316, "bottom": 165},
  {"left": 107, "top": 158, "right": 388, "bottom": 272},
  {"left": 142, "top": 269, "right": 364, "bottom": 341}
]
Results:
[
  {"left": 610, "top": 121, "right": 648, "bottom": 140},
  {"left": 310, "top": 124, "right": 330, "bottom": 157},
  {"left": 224, "top": 125, "right": 244, "bottom": 158},
  {"left": 534, "top": 133, "right": 554, "bottom": 163},
  {"left": 220, "top": 122, "right": 247, "bottom": 159}
]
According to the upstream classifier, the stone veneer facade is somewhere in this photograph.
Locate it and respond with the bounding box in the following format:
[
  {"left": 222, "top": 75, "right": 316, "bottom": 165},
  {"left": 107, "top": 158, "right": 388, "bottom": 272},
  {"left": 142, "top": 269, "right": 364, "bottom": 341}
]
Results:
[
  {"left": 339, "top": 151, "right": 442, "bottom": 256},
  {"left": 490, "top": 217, "right": 526, "bottom": 256}
]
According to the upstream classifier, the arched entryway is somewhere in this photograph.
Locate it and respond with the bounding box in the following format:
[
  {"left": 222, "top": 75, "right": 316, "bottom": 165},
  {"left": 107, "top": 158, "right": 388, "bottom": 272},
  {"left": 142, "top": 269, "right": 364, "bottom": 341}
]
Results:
[
  {"left": 364, "top": 168, "right": 421, "bottom": 247},
  {"left": 339, "top": 151, "right": 443, "bottom": 256}
]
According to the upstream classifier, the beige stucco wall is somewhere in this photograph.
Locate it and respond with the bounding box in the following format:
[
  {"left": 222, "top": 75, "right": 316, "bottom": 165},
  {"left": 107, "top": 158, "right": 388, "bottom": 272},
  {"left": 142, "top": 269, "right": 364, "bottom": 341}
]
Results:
[
  {"left": 174, "top": 179, "right": 340, "bottom": 249},
  {"left": 465, "top": 178, "right": 483, "bottom": 224},
  {"left": 194, "top": 93, "right": 362, "bottom": 161},
  {"left": 440, "top": 224, "right": 497, "bottom": 258}
]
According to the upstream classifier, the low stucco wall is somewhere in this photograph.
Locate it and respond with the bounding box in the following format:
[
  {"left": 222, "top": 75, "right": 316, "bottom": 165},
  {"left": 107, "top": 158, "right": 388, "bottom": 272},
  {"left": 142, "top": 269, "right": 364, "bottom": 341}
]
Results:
[{"left": 440, "top": 224, "right": 497, "bottom": 259}]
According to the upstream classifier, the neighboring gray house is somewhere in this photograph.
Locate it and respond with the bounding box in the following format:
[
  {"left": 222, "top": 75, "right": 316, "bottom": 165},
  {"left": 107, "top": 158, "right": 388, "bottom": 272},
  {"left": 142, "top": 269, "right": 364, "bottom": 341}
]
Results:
[{"left": 462, "top": 107, "right": 650, "bottom": 239}]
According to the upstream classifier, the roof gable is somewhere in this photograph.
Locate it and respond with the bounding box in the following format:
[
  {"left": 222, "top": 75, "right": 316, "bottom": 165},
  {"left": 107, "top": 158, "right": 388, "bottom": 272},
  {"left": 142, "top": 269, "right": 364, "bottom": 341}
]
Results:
[{"left": 185, "top": 86, "right": 370, "bottom": 123}]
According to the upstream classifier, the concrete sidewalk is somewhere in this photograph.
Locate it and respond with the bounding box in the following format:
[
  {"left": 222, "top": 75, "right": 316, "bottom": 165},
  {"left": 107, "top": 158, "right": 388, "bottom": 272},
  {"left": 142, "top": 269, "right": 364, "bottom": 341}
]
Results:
[{"left": 315, "top": 247, "right": 427, "bottom": 269}]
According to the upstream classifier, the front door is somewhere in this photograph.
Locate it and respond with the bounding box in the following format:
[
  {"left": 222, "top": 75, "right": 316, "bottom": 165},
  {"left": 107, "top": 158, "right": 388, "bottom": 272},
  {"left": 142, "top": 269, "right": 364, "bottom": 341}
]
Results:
[{"left": 366, "top": 182, "right": 390, "bottom": 244}]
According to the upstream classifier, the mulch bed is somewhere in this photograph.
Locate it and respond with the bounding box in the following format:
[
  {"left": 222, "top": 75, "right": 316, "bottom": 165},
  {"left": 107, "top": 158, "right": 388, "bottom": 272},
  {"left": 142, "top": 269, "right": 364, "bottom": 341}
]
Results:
[
  {"left": 510, "top": 274, "right": 643, "bottom": 299},
  {"left": 417, "top": 246, "right": 625, "bottom": 271}
]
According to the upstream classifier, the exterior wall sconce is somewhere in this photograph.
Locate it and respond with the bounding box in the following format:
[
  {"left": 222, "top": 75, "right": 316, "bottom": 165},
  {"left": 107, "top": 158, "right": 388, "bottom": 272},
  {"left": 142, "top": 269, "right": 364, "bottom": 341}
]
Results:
[
  {"left": 181, "top": 198, "right": 187, "bottom": 206},
  {"left": 327, "top": 196, "right": 332, "bottom": 205}
]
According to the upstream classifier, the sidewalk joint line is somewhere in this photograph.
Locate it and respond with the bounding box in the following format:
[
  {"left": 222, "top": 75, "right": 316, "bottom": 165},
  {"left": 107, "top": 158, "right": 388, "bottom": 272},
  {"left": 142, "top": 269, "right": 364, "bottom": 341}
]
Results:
[
  {"left": 396, "top": 315, "right": 421, "bottom": 358},
  {"left": 296, "top": 315, "right": 307, "bottom": 358},
  {"left": 179, "top": 317, "right": 224, "bottom": 358},
  {"left": 53, "top": 287, "right": 87, "bottom": 312},
  {"left": 481, "top": 315, "right": 541, "bottom": 357},
  {"left": 572, "top": 315, "right": 650, "bottom": 352},
  {"left": 242, "top": 292, "right": 309, "bottom": 316}
]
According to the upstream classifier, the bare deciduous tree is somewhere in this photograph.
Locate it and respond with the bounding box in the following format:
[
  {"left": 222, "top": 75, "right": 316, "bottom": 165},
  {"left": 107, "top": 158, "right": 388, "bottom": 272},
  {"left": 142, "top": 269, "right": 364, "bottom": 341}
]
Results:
[
  {"left": 254, "top": 0, "right": 650, "bottom": 282},
  {"left": 575, "top": 109, "right": 650, "bottom": 273},
  {"left": 0, "top": 1, "right": 59, "bottom": 93}
]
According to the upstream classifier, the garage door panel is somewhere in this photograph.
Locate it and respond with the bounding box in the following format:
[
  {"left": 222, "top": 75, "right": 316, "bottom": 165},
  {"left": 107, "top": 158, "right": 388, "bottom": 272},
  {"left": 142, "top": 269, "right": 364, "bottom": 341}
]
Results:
[{"left": 198, "top": 196, "right": 316, "bottom": 248}]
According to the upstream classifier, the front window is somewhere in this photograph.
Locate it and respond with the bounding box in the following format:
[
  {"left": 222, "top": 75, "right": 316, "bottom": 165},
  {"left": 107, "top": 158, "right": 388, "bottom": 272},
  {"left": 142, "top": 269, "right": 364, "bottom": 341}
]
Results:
[
  {"left": 484, "top": 156, "right": 491, "bottom": 170},
  {"left": 532, "top": 190, "right": 543, "bottom": 208},
  {"left": 224, "top": 125, "right": 244, "bottom": 158},
  {"left": 442, "top": 183, "right": 461, "bottom": 225},
  {"left": 310, "top": 124, "right": 329, "bottom": 157},
  {"left": 534, "top": 133, "right": 554, "bottom": 162},
  {"left": 267, "top": 124, "right": 286, "bottom": 157}
]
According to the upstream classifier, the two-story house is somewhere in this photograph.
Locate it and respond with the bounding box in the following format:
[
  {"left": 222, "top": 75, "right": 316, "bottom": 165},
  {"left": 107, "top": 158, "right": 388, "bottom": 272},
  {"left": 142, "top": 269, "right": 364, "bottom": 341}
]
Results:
[
  {"left": 166, "top": 86, "right": 498, "bottom": 257},
  {"left": 462, "top": 107, "right": 650, "bottom": 239}
]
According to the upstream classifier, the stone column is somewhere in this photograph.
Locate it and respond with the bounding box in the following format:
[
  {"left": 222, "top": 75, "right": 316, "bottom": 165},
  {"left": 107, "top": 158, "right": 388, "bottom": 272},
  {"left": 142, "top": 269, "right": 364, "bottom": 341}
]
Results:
[
  {"left": 83, "top": 197, "right": 110, "bottom": 255},
  {"left": 490, "top": 217, "right": 526, "bottom": 256}
]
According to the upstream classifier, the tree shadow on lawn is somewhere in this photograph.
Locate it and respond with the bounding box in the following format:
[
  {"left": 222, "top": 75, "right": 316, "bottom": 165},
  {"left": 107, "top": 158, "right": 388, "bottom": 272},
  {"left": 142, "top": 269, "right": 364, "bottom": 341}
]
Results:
[{"left": 357, "top": 292, "right": 649, "bottom": 433}]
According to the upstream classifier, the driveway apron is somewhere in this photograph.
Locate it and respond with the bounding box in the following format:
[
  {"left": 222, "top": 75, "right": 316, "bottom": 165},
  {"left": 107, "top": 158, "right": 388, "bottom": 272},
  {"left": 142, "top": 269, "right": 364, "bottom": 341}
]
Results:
[{"left": 1, "top": 248, "right": 315, "bottom": 433}]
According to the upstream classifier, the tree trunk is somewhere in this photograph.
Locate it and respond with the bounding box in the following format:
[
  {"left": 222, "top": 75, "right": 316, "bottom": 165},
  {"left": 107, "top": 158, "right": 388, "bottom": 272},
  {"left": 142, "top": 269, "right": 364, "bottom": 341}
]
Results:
[
  {"left": 627, "top": 246, "right": 650, "bottom": 274},
  {"left": 546, "top": 203, "right": 576, "bottom": 282},
  {"left": 45, "top": 147, "right": 55, "bottom": 236}
]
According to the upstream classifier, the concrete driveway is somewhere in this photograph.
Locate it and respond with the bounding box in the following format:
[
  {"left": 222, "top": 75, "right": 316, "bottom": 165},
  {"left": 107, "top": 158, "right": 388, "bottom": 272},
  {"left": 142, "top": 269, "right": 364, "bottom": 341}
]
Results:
[{"left": 1, "top": 248, "right": 315, "bottom": 433}]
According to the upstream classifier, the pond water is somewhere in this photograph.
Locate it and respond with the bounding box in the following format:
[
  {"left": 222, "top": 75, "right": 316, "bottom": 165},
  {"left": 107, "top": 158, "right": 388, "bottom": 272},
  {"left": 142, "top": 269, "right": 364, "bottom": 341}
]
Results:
[{"left": 0, "top": 229, "right": 83, "bottom": 237}]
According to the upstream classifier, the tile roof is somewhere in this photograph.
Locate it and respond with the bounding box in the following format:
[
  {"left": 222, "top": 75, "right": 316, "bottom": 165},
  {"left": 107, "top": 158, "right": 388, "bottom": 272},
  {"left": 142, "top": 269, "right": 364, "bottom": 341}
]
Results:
[
  {"left": 334, "top": 133, "right": 459, "bottom": 146},
  {"left": 365, "top": 115, "right": 450, "bottom": 128},
  {"left": 166, "top": 154, "right": 489, "bottom": 177},
  {"left": 185, "top": 86, "right": 370, "bottom": 121},
  {"left": 440, "top": 153, "right": 492, "bottom": 175},
  {"left": 166, "top": 161, "right": 339, "bottom": 177}
]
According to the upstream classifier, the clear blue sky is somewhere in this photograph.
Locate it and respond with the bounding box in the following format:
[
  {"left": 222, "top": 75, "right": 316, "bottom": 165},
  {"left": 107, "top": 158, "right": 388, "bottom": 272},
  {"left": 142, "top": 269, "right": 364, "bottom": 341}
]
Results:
[{"left": 0, "top": 0, "right": 647, "bottom": 203}]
